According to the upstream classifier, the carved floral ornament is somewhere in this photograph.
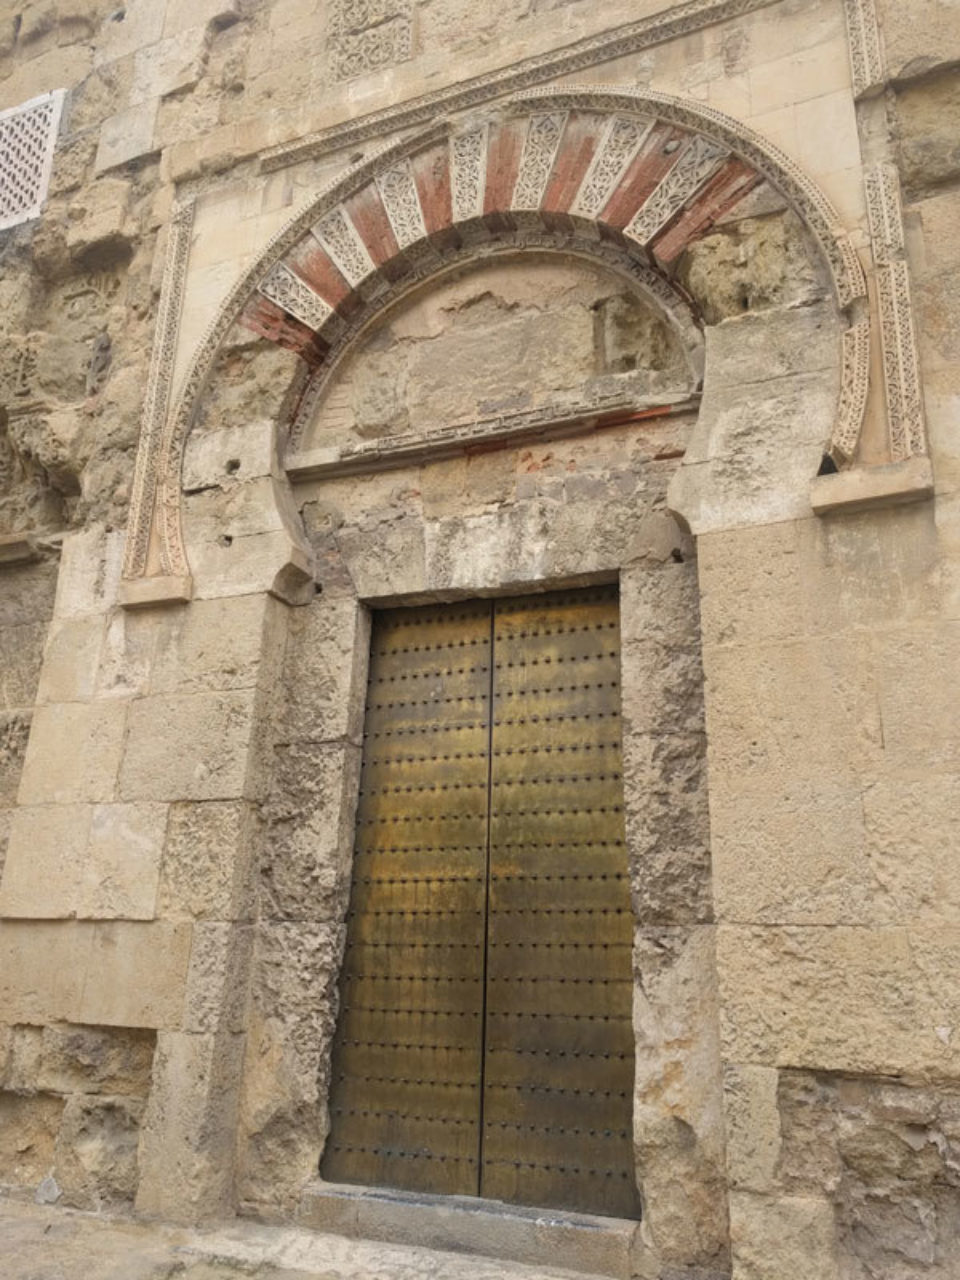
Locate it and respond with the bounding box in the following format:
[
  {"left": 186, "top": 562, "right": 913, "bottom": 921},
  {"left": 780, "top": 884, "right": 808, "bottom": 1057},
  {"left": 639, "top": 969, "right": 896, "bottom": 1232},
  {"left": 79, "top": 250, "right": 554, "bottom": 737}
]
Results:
[{"left": 123, "top": 87, "right": 899, "bottom": 597}]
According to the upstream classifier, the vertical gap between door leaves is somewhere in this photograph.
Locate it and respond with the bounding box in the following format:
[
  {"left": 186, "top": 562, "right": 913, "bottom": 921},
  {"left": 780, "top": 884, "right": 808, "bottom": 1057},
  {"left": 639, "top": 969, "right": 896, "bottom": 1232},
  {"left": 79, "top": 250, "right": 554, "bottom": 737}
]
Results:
[{"left": 476, "top": 600, "right": 496, "bottom": 1194}]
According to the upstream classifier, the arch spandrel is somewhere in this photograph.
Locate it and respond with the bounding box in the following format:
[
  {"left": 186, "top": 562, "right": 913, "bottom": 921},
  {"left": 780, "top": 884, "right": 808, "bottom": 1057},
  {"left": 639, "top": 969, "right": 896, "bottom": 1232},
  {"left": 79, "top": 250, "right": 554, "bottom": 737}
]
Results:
[{"left": 121, "top": 88, "right": 872, "bottom": 591}]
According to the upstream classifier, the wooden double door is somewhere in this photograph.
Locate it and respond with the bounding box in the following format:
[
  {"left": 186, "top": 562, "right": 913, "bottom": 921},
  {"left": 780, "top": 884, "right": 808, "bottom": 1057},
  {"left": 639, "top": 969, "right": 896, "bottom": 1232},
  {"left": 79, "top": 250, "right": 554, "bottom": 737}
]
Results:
[{"left": 322, "top": 586, "right": 639, "bottom": 1218}]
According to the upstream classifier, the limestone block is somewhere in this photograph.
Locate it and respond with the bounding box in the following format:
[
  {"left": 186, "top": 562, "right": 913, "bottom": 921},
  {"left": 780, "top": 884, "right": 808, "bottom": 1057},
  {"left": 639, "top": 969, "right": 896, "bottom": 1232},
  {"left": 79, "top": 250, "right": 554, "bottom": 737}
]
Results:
[
  {"left": 184, "top": 922, "right": 253, "bottom": 1034},
  {"left": 182, "top": 477, "right": 287, "bottom": 547},
  {"left": 874, "top": 621, "right": 960, "bottom": 769},
  {"left": 261, "top": 742, "right": 361, "bottom": 922},
  {"left": 620, "top": 560, "right": 702, "bottom": 649},
  {"left": 188, "top": 530, "right": 313, "bottom": 602},
  {"left": 701, "top": 633, "right": 882, "bottom": 790},
  {"left": 723, "top": 1064, "right": 781, "bottom": 1193},
  {"left": 93, "top": 0, "right": 165, "bottom": 64},
  {"left": 54, "top": 1094, "right": 144, "bottom": 1209},
  {"left": 158, "top": 800, "right": 257, "bottom": 922},
  {"left": 182, "top": 421, "right": 275, "bottom": 492},
  {"left": 0, "top": 1093, "right": 64, "bottom": 1189},
  {"left": 620, "top": 640, "right": 706, "bottom": 737},
  {"left": 119, "top": 690, "right": 257, "bottom": 803},
  {"left": 18, "top": 701, "right": 127, "bottom": 805},
  {"left": 149, "top": 595, "right": 271, "bottom": 696},
  {"left": 730, "top": 1191, "right": 838, "bottom": 1280},
  {"left": 877, "top": 0, "right": 960, "bottom": 80},
  {"left": 0, "top": 561, "right": 58, "bottom": 630},
  {"left": 862, "top": 773, "right": 960, "bottom": 925},
  {"left": 0, "top": 715, "right": 31, "bottom": 808},
  {"left": 65, "top": 178, "right": 134, "bottom": 258},
  {"left": 633, "top": 926, "right": 728, "bottom": 1267},
  {"left": 132, "top": 26, "right": 209, "bottom": 104},
  {"left": 281, "top": 595, "right": 369, "bottom": 745},
  {"left": 0, "top": 804, "right": 91, "bottom": 919},
  {"left": 37, "top": 1025, "right": 156, "bottom": 1097},
  {"left": 0, "top": 922, "right": 93, "bottom": 1023},
  {"left": 895, "top": 68, "right": 960, "bottom": 194},
  {"left": 95, "top": 609, "right": 158, "bottom": 701},
  {"left": 622, "top": 732, "right": 712, "bottom": 925},
  {"left": 35, "top": 617, "right": 104, "bottom": 705},
  {"left": 334, "top": 517, "right": 428, "bottom": 601},
  {"left": 76, "top": 802, "right": 168, "bottom": 921},
  {"left": 94, "top": 101, "right": 159, "bottom": 173},
  {"left": 54, "top": 527, "right": 125, "bottom": 621},
  {"left": 717, "top": 924, "right": 960, "bottom": 1078},
  {"left": 163, "top": 0, "right": 241, "bottom": 35},
  {"left": 252, "top": 921, "right": 344, "bottom": 1073},
  {"left": 697, "top": 521, "right": 806, "bottom": 649},
  {"left": 77, "top": 921, "right": 193, "bottom": 1029},
  {"left": 3, "top": 1026, "right": 42, "bottom": 1092},
  {"left": 0, "top": 622, "right": 46, "bottom": 713},
  {"left": 135, "top": 1028, "right": 245, "bottom": 1221},
  {"left": 710, "top": 779, "right": 873, "bottom": 925}
]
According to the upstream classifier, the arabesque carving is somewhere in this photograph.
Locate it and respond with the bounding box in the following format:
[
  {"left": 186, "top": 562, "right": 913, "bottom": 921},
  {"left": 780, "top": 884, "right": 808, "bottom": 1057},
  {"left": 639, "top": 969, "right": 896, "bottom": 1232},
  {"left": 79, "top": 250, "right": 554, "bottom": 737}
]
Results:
[
  {"left": 122, "top": 90, "right": 874, "bottom": 587},
  {"left": 843, "top": 0, "right": 884, "bottom": 98}
]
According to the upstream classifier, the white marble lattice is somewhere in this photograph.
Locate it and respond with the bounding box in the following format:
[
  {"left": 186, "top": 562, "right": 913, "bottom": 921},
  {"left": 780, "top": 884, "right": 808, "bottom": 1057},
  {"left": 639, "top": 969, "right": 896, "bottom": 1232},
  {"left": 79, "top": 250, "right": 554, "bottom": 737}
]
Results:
[{"left": 0, "top": 91, "right": 65, "bottom": 231}]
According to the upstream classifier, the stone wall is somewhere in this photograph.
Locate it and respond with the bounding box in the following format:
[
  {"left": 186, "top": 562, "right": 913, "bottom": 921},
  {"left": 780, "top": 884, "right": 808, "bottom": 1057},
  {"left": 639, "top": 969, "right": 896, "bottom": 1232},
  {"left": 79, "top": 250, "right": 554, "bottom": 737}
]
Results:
[{"left": 0, "top": 0, "right": 958, "bottom": 1277}]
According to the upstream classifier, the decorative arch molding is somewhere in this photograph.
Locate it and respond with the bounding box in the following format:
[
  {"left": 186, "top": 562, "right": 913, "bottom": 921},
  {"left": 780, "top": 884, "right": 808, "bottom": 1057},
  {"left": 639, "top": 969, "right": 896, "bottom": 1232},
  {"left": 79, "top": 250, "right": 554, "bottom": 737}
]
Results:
[{"left": 123, "top": 87, "right": 872, "bottom": 590}]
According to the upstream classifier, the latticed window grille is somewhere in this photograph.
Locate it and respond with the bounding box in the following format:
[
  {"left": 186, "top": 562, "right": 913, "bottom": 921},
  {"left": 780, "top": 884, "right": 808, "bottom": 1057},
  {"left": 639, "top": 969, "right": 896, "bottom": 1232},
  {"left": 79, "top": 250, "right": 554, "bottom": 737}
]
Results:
[{"left": 0, "top": 90, "right": 65, "bottom": 232}]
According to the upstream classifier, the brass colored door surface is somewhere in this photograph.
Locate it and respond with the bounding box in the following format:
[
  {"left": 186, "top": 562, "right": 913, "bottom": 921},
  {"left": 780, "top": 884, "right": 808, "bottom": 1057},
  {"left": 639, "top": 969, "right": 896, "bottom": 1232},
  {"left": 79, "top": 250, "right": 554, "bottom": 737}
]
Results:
[{"left": 322, "top": 588, "right": 638, "bottom": 1218}]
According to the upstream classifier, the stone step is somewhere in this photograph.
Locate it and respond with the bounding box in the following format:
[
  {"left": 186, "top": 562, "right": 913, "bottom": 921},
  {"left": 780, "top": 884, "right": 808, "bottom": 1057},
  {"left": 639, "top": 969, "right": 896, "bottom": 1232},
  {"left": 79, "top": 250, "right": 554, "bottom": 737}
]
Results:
[{"left": 298, "top": 1181, "right": 647, "bottom": 1278}]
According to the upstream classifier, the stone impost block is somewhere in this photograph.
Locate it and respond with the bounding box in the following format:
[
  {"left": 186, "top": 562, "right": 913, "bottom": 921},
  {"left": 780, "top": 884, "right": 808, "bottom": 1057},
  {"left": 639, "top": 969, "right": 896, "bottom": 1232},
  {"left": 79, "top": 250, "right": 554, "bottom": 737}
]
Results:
[
  {"left": 18, "top": 701, "right": 127, "bottom": 806},
  {"left": 0, "top": 804, "right": 92, "bottom": 919},
  {"left": 717, "top": 924, "right": 960, "bottom": 1079},
  {"left": 810, "top": 456, "right": 934, "bottom": 515},
  {"left": 76, "top": 802, "right": 168, "bottom": 921},
  {"left": 119, "top": 689, "right": 258, "bottom": 803},
  {"left": 77, "top": 921, "right": 193, "bottom": 1029}
]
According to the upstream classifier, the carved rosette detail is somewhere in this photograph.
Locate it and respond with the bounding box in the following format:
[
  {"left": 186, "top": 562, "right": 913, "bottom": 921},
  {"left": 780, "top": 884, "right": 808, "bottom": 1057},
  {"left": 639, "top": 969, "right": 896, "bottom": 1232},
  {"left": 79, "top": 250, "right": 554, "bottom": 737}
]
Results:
[
  {"left": 312, "top": 207, "right": 377, "bottom": 287},
  {"left": 376, "top": 161, "right": 428, "bottom": 248},
  {"left": 571, "top": 115, "right": 654, "bottom": 219},
  {"left": 843, "top": 0, "right": 884, "bottom": 98},
  {"left": 451, "top": 125, "right": 488, "bottom": 222},
  {"left": 624, "top": 136, "right": 727, "bottom": 245},
  {"left": 511, "top": 112, "right": 568, "bottom": 211},
  {"left": 260, "top": 263, "right": 334, "bottom": 331}
]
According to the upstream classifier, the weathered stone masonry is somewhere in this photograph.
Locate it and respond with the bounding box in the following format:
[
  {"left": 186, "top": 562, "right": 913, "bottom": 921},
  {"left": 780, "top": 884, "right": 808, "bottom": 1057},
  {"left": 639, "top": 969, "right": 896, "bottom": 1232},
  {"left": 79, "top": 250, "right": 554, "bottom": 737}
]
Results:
[{"left": 1, "top": 1, "right": 959, "bottom": 1277}]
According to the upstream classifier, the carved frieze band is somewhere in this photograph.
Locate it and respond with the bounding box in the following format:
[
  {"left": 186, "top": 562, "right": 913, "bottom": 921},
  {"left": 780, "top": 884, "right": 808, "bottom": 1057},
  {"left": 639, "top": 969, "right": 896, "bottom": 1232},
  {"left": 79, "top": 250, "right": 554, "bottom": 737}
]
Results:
[
  {"left": 843, "top": 0, "right": 884, "bottom": 98},
  {"left": 312, "top": 207, "right": 377, "bottom": 286},
  {"left": 625, "top": 136, "right": 727, "bottom": 244},
  {"left": 125, "top": 89, "right": 878, "bottom": 585},
  {"left": 832, "top": 319, "right": 871, "bottom": 464},
  {"left": 451, "top": 124, "right": 488, "bottom": 222},
  {"left": 376, "top": 160, "right": 428, "bottom": 248},
  {"left": 262, "top": 0, "right": 782, "bottom": 172},
  {"left": 571, "top": 115, "right": 654, "bottom": 220},
  {"left": 865, "top": 163, "right": 926, "bottom": 459},
  {"left": 123, "top": 198, "right": 195, "bottom": 580},
  {"left": 512, "top": 112, "right": 568, "bottom": 210},
  {"left": 260, "top": 262, "right": 334, "bottom": 331}
]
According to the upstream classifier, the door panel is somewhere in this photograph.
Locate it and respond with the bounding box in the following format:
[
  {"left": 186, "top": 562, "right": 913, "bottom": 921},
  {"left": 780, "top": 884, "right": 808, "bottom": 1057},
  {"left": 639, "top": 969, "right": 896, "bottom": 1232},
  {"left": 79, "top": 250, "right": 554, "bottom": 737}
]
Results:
[
  {"left": 323, "top": 588, "right": 639, "bottom": 1218},
  {"left": 322, "top": 602, "right": 491, "bottom": 1197},
  {"left": 482, "top": 587, "right": 640, "bottom": 1218}
]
